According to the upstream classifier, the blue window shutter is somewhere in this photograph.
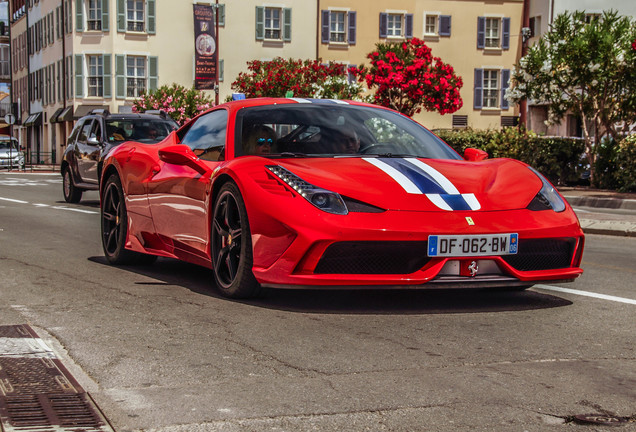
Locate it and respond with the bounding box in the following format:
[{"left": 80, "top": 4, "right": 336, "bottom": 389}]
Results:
[
  {"left": 147, "top": 0, "right": 155, "bottom": 34},
  {"left": 255, "top": 6, "right": 264, "bottom": 40},
  {"left": 501, "top": 69, "right": 510, "bottom": 110},
  {"left": 477, "top": 17, "right": 485, "bottom": 49},
  {"left": 115, "top": 54, "right": 125, "bottom": 99},
  {"left": 502, "top": 17, "right": 510, "bottom": 49},
  {"left": 405, "top": 13, "right": 413, "bottom": 39},
  {"left": 149, "top": 56, "right": 158, "bottom": 90},
  {"left": 217, "top": 4, "right": 225, "bottom": 26},
  {"left": 348, "top": 11, "right": 356, "bottom": 45},
  {"left": 321, "top": 10, "right": 329, "bottom": 43},
  {"left": 102, "top": 0, "right": 109, "bottom": 31},
  {"left": 117, "top": 0, "right": 125, "bottom": 32},
  {"left": 75, "top": 0, "right": 83, "bottom": 32},
  {"left": 74, "top": 54, "right": 83, "bottom": 97},
  {"left": 283, "top": 8, "right": 292, "bottom": 41},
  {"left": 103, "top": 54, "right": 112, "bottom": 98},
  {"left": 379, "top": 12, "right": 387, "bottom": 38},
  {"left": 474, "top": 68, "right": 483, "bottom": 109},
  {"left": 439, "top": 15, "right": 451, "bottom": 36}
]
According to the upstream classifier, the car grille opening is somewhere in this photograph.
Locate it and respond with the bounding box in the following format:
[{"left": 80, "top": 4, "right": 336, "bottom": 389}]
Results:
[
  {"left": 314, "top": 241, "right": 431, "bottom": 274},
  {"left": 502, "top": 238, "right": 576, "bottom": 271}
]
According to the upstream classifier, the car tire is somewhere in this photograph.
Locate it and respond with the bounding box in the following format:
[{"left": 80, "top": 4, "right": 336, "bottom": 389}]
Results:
[
  {"left": 62, "top": 167, "right": 83, "bottom": 203},
  {"left": 211, "top": 182, "right": 261, "bottom": 298},
  {"left": 101, "top": 173, "right": 157, "bottom": 265}
]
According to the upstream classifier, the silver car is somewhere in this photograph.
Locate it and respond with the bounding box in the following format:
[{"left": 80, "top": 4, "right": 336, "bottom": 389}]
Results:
[{"left": 0, "top": 136, "right": 24, "bottom": 170}]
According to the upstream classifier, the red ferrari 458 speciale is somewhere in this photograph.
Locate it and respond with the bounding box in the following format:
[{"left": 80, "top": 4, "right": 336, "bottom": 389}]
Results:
[{"left": 100, "top": 98, "right": 584, "bottom": 298}]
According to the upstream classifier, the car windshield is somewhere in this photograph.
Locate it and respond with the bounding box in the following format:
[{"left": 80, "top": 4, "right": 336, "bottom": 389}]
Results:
[
  {"left": 106, "top": 119, "right": 177, "bottom": 143},
  {"left": 0, "top": 141, "right": 19, "bottom": 151},
  {"left": 235, "top": 104, "right": 461, "bottom": 160}
]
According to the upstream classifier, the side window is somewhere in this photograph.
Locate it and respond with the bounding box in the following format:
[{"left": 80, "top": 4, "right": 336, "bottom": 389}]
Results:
[
  {"left": 180, "top": 110, "right": 228, "bottom": 162},
  {"left": 67, "top": 121, "right": 82, "bottom": 145},
  {"left": 78, "top": 120, "right": 93, "bottom": 143},
  {"left": 89, "top": 120, "right": 102, "bottom": 142}
]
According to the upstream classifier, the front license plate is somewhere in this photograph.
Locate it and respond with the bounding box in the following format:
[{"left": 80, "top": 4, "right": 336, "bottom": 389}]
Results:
[{"left": 427, "top": 233, "right": 518, "bottom": 257}]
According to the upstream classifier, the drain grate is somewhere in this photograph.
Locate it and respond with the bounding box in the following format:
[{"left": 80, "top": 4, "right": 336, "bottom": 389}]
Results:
[
  {"left": 574, "top": 414, "right": 632, "bottom": 426},
  {"left": 0, "top": 325, "right": 115, "bottom": 432}
]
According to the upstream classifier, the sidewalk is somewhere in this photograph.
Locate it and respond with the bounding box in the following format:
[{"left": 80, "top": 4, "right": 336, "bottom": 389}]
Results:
[{"left": 560, "top": 187, "right": 636, "bottom": 237}]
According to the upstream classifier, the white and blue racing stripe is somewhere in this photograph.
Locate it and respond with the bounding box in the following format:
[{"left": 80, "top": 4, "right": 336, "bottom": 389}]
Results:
[{"left": 364, "top": 158, "right": 481, "bottom": 211}]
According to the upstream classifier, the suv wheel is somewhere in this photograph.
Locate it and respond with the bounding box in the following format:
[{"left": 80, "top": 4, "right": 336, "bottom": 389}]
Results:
[{"left": 62, "top": 166, "right": 83, "bottom": 203}]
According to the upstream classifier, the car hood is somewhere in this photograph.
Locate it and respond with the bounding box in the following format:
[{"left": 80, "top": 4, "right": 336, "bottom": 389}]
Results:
[
  {"left": 274, "top": 157, "right": 545, "bottom": 212},
  {"left": 0, "top": 149, "right": 21, "bottom": 157}
]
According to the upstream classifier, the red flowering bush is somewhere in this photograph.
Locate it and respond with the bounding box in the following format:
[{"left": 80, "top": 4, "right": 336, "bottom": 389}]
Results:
[
  {"left": 231, "top": 57, "right": 362, "bottom": 100},
  {"left": 353, "top": 38, "right": 463, "bottom": 117},
  {"left": 133, "top": 83, "right": 214, "bottom": 125}
]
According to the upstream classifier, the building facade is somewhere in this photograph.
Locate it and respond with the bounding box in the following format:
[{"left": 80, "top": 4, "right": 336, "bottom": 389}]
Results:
[{"left": 9, "top": 0, "right": 530, "bottom": 166}]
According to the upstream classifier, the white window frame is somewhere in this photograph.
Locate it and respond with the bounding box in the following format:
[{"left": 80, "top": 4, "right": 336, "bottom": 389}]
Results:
[
  {"left": 387, "top": 13, "right": 403, "bottom": 38},
  {"left": 485, "top": 17, "right": 501, "bottom": 48},
  {"left": 264, "top": 7, "right": 281, "bottom": 40},
  {"left": 126, "top": 55, "right": 146, "bottom": 98},
  {"left": 423, "top": 12, "right": 440, "bottom": 36},
  {"left": 330, "top": 10, "right": 346, "bottom": 43},
  {"left": 482, "top": 69, "right": 500, "bottom": 109},
  {"left": 87, "top": 0, "right": 102, "bottom": 31},
  {"left": 127, "top": 0, "right": 145, "bottom": 32},
  {"left": 87, "top": 54, "right": 103, "bottom": 97}
]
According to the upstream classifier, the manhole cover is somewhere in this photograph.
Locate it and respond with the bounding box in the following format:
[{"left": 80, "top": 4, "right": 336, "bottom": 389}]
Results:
[{"left": 574, "top": 414, "right": 631, "bottom": 426}]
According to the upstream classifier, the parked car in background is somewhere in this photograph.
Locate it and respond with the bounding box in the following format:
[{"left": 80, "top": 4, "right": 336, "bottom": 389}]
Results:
[
  {"left": 61, "top": 109, "right": 178, "bottom": 203},
  {"left": 0, "top": 136, "right": 24, "bottom": 170}
]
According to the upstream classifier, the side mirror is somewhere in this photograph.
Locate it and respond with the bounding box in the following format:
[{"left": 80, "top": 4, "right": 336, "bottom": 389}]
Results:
[
  {"left": 158, "top": 144, "right": 209, "bottom": 174},
  {"left": 87, "top": 136, "right": 101, "bottom": 146},
  {"left": 464, "top": 147, "right": 489, "bottom": 161}
]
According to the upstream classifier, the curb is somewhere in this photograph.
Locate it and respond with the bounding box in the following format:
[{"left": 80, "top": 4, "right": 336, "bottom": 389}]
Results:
[
  {"left": 564, "top": 195, "right": 636, "bottom": 212},
  {"left": 578, "top": 219, "right": 636, "bottom": 237}
]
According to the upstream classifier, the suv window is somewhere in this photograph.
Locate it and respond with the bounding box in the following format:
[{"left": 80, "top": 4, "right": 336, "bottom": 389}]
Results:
[{"left": 105, "top": 118, "right": 177, "bottom": 143}]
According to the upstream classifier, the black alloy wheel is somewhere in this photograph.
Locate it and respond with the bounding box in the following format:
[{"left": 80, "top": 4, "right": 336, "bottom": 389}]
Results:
[
  {"left": 101, "top": 174, "right": 156, "bottom": 265},
  {"left": 62, "top": 166, "right": 83, "bottom": 203},
  {"left": 212, "top": 182, "right": 260, "bottom": 298}
]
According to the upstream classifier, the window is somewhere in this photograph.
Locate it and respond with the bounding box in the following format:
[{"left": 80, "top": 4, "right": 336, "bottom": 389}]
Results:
[
  {"left": 179, "top": 109, "right": 228, "bottom": 162},
  {"left": 127, "top": 0, "right": 144, "bottom": 32},
  {"left": 87, "top": 0, "right": 102, "bottom": 30},
  {"left": 482, "top": 70, "right": 498, "bottom": 108},
  {"left": 87, "top": 55, "right": 103, "bottom": 97},
  {"left": 529, "top": 16, "right": 541, "bottom": 38},
  {"left": 255, "top": 6, "right": 291, "bottom": 42},
  {"left": 0, "top": 44, "right": 9, "bottom": 78},
  {"left": 424, "top": 14, "right": 437, "bottom": 35},
  {"left": 585, "top": 13, "right": 601, "bottom": 23},
  {"left": 477, "top": 17, "right": 510, "bottom": 50},
  {"left": 473, "top": 68, "right": 510, "bottom": 110},
  {"left": 321, "top": 10, "right": 356, "bottom": 45},
  {"left": 379, "top": 12, "right": 413, "bottom": 39},
  {"left": 330, "top": 11, "right": 345, "bottom": 42},
  {"left": 126, "top": 56, "right": 146, "bottom": 98},
  {"left": 387, "top": 14, "right": 402, "bottom": 37}
]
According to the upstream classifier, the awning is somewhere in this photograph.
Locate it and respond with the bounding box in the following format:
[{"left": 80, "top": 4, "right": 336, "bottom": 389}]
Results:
[
  {"left": 49, "top": 108, "right": 64, "bottom": 123},
  {"left": 57, "top": 106, "right": 74, "bottom": 122},
  {"left": 73, "top": 104, "right": 107, "bottom": 119},
  {"left": 23, "top": 112, "right": 42, "bottom": 127}
]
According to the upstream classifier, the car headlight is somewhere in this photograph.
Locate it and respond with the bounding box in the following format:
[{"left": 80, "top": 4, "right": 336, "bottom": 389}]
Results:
[
  {"left": 267, "top": 165, "right": 348, "bottom": 215},
  {"left": 527, "top": 167, "right": 566, "bottom": 212}
]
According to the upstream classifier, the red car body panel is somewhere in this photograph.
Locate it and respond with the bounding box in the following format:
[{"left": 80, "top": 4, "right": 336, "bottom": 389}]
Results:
[{"left": 102, "top": 98, "right": 584, "bottom": 290}]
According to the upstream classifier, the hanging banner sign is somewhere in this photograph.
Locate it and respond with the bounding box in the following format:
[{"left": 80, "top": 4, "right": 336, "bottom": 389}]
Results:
[{"left": 193, "top": 4, "right": 217, "bottom": 90}]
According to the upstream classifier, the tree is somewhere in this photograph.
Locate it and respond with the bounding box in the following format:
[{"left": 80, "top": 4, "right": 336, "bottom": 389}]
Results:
[
  {"left": 506, "top": 10, "right": 636, "bottom": 185},
  {"left": 352, "top": 38, "right": 463, "bottom": 117},
  {"left": 133, "top": 83, "right": 214, "bottom": 125},
  {"left": 231, "top": 57, "right": 363, "bottom": 100}
]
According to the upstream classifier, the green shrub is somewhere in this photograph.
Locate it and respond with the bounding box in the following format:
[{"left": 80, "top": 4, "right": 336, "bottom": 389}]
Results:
[
  {"left": 614, "top": 135, "right": 636, "bottom": 192},
  {"left": 434, "top": 128, "right": 586, "bottom": 185}
]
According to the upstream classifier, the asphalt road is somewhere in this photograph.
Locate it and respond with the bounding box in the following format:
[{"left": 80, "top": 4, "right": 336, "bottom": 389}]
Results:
[{"left": 1, "top": 172, "right": 635, "bottom": 432}]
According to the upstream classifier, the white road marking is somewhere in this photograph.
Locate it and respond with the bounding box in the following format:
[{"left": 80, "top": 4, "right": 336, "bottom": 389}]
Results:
[
  {"left": 0, "top": 197, "right": 28, "bottom": 204},
  {"left": 0, "top": 196, "right": 98, "bottom": 214},
  {"left": 534, "top": 284, "right": 636, "bottom": 305}
]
